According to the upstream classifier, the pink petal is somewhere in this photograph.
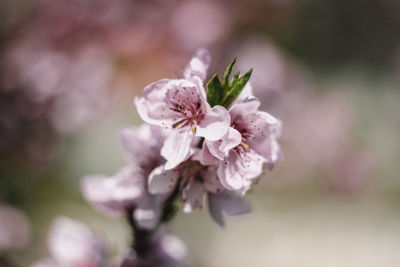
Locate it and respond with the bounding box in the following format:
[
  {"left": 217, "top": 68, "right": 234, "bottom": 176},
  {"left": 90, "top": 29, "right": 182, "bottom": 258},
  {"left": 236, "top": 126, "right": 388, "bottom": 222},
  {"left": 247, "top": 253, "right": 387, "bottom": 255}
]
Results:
[
  {"left": 135, "top": 79, "right": 170, "bottom": 125},
  {"left": 208, "top": 192, "right": 252, "bottom": 227},
  {"left": 184, "top": 48, "right": 211, "bottom": 82},
  {"left": 256, "top": 138, "right": 282, "bottom": 168},
  {"left": 148, "top": 165, "right": 180, "bottom": 194},
  {"left": 182, "top": 180, "right": 205, "bottom": 213},
  {"left": 247, "top": 111, "right": 282, "bottom": 163},
  {"left": 206, "top": 127, "right": 241, "bottom": 160},
  {"left": 229, "top": 96, "right": 282, "bottom": 168},
  {"left": 81, "top": 166, "right": 144, "bottom": 216},
  {"left": 202, "top": 168, "right": 225, "bottom": 193},
  {"left": 192, "top": 145, "right": 219, "bottom": 166},
  {"left": 119, "top": 124, "right": 163, "bottom": 166},
  {"left": 217, "top": 149, "right": 265, "bottom": 192},
  {"left": 196, "top": 105, "right": 230, "bottom": 141},
  {"left": 135, "top": 79, "right": 196, "bottom": 128},
  {"left": 161, "top": 128, "right": 193, "bottom": 170},
  {"left": 48, "top": 217, "right": 107, "bottom": 266},
  {"left": 229, "top": 96, "right": 260, "bottom": 116}
]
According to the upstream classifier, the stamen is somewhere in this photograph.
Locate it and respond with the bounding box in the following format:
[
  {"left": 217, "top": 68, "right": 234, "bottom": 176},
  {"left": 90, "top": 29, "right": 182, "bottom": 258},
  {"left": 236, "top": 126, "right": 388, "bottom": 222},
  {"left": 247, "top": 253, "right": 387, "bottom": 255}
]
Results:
[
  {"left": 172, "top": 119, "right": 186, "bottom": 129},
  {"left": 241, "top": 141, "right": 249, "bottom": 150}
]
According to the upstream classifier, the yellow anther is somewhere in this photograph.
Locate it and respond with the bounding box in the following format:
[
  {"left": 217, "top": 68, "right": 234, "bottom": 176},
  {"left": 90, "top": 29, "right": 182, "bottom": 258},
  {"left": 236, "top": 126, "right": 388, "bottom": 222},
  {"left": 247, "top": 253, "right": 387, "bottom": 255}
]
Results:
[{"left": 241, "top": 141, "right": 249, "bottom": 150}]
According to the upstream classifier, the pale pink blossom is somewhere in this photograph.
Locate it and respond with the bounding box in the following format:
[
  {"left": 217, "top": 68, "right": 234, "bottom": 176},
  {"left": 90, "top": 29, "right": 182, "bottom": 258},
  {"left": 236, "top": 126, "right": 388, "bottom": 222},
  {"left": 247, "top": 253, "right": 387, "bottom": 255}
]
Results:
[
  {"left": 135, "top": 49, "right": 230, "bottom": 170},
  {"left": 204, "top": 97, "right": 282, "bottom": 193},
  {"left": 82, "top": 166, "right": 148, "bottom": 215},
  {"left": 148, "top": 157, "right": 251, "bottom": 226},
  {"left": 31, "top": 217, "right": 109, "bottom": 267},
  {"left": 3, "top": 42, "right": 115, "bottom": 134},
  {"left": 149, "top": 160, "right": 222, "bottom": 212},
  {"left": 81, "top": 124, "right": 177, "bottom": 229}
]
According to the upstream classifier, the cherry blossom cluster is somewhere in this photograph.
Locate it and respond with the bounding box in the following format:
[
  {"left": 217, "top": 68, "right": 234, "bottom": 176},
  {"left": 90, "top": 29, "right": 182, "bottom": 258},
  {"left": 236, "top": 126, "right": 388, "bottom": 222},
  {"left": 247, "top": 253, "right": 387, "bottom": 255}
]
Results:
[{"left": 82, "top": 49, "right": 281, "bottom": 230}]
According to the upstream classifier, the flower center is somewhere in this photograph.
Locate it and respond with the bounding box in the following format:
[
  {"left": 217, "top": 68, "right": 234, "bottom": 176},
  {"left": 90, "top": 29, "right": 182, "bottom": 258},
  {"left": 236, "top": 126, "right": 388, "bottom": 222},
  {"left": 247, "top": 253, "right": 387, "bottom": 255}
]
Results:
[
  {"left": 231, "top": 119, "right": 253, "bottom": 152},
  {"left": 167, "top": 86, "right": 205, "bottom": 129}
]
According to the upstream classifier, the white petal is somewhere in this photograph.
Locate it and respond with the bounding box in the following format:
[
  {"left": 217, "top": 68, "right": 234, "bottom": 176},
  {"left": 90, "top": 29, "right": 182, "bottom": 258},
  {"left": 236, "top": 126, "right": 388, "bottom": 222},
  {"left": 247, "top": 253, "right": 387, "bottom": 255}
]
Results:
[
  {"left": 201, "top": 167, "right": 224, "bottom": 194},
  {"left": 208, "top": 192, "right": 252, "bottom": 227},
  {"left": 161, "top": 128, "right": 193, "bottom": 170},
  {"left": 192, "top": 145, "right": 219, "bottom": 166},
  {"left": 148, "top": 165, "right": 180, "bottom": 194},
  {"left": 206, "top": 127, "right": 241, "bottom": 160},
  {"left": 48, "top": 217, "right": 107, "bottom": 266},
  {"left": 81, "top": 166, "right": 144, "bottom": 216},
  {"left": 184, "top": 48, "right": 211, "bottom": 82},
  {"left": 217, "top": 150, "right": 265, "bottom": 192},
  {"left": 135, "top": 79, "right": 196, "bottom": 128},
  {"left": 196, "top": 105, "right": 230, "bottom": 141},
  {"left": 229, "top": 96, "right": 261, "bottom": 115},
  {"left": 182, "top": 180, "right": 205, "bottom": 213},
  {"left": 119, "top": 125, "right": 163, "bottom": 166},
  {"left": 134, "top": 79, "right": 170, "bottom": 125}
]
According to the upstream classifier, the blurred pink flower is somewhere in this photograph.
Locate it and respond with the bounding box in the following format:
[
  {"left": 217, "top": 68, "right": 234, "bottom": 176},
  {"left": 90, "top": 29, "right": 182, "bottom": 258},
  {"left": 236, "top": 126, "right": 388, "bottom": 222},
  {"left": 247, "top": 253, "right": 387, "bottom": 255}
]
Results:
[
  {"left": 135, "top": 49, "right": 230, "bottom": 169},
  {"left": 265, "top": 89, "right": 374, "bottom": 192},
  {"left": 169, "top": 1, "right": 230, "bottom": 51},
  {"left": 236, "top": 37, "right": 288, "bottom": 95},
  {"left": 2, "top": 41, "right": 116, "bottom": 134},
  {"left": 31, "top": 216, "right": 109, "bottom": 267},
  {"left": 48, "top": 46, "right": 115, "bottom": 133},
  {"left": 82, "top": 124, "right": 172, "bottom": 230},
  {"left": 149, "top": 160, "right": 223, "bottom": 212},
  {"left": 0, "top": 203, "right": 31, "bottom": 251},
  {"left": 36, "top": 0, "right": 176, "bottom": 42},
  {"left": 82, "top": 166, "right": 148, "bottom": 215}
]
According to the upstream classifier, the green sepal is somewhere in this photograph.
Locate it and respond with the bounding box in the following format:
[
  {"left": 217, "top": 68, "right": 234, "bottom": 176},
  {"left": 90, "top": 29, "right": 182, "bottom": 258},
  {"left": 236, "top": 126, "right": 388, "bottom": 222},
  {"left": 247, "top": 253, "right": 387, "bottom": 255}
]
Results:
[
  {"left": 231, "top": 72, "right": 240, "bottom": 88},
  {"left": 221, "top": 68, "right": 253, "bottom": 108},
  {"left": 206, "top": 74, "right": 224, "bottom": 107},
  {"left": 222, "top": 58, "right": 236, "bottom": 91}
]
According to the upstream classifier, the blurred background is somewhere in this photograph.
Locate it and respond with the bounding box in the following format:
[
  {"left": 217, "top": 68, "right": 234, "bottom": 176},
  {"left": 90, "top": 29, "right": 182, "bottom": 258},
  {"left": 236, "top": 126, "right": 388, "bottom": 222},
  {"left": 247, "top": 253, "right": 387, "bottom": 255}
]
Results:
[{"left": 1, "top": 0, "right": 400, "bottom": 266}]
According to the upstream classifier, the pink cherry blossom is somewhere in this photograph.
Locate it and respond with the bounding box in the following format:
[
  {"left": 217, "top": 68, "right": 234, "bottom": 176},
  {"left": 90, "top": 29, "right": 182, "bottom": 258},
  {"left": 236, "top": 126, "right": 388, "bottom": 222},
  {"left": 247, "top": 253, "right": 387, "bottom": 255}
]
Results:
[
  {"left": 148, "top": 157, "right": 251, "bottom": 226},
  {"left": 148, "top": 159, "right": 223, "bottom": 212},
  {"left": 81, "top": 124, "right": 177, "bottom": 229},
  {"left": 119, "top": 124, "right": 165, "bottom": 176},
  {"left": 204, "top": 97, "right": 282, "bottom": 193},
  {"left": 31, "top": 217, "right": 109, "bottom": 267},
  {"left": 82, "top": 166, "right": 147, "bottom": 213},
  {"left": 135, "top": 49, "right": 231, "bottom": 170}
]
